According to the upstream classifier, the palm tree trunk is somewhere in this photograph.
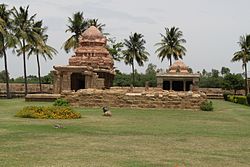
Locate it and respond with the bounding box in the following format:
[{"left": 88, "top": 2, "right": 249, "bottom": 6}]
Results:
[
  {"left": 132, "top": 60, "right": 135, "bottom": 87},
  {"left": 170, "top": 57, "right": 172, "bottom": 66},
  {"left": 36, "top": 53, "right": 42, "bottom": 93},
  {"left": 22, "top": 39, "right": 28, "bottom": 96},
  {"left": 3, "top": 49, "right": 11, "bottom": 99},
  {"left": 244, "top": 63, "right": 248, "bottom": 96}
]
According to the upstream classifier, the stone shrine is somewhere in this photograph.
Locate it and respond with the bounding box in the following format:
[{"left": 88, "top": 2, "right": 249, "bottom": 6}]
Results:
[
  {"left": 53, "top": 26, "right": 115, "bottom": 93},
  {"left": 156, "top": 60, "right": 200, "bottom": 91}
]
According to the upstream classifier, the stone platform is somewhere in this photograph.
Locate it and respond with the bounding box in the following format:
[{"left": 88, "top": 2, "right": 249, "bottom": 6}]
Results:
[
  {"left": 62, "top": 88, "right": 207, "bottom": 110},
  {"left": 25, "top": 94, "right": 61, "bottom": 102}
]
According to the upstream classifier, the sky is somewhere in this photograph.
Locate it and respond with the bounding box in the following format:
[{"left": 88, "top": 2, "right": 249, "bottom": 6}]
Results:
[{"left": 1, "top": 0, "right": 250, "bottom": 78}]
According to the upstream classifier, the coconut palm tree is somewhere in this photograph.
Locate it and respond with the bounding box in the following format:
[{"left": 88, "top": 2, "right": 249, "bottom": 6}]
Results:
[
  {"left": 27, "top": 20, "right": 57, "bottom": 92},
  {"left": 88, "top": 18, "right": 105, "bottom": 32},
  {"left": 12, "top": 6, "right": 42, "bottom": 95},
  {"left": 107, "top": 38, "right": 123, "bottom": 61},
  {"left": 232, "top": 35, "right": 250, "bottom": 96},
  {"left": 155, "top": 27, "right": 186, "bottom": 66},
  {"left": 123, "top": 33, "right": 149, "bottom": 86},
  {"left": 63, "top": 12, "right": 88, "bottom": 53},
  {"left": 0, "top": 4, "right": 16, "bottom": 98}
]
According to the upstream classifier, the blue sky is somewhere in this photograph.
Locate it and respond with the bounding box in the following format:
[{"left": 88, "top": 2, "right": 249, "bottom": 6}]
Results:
[{"left": 1, "top": 0, "right": 250, "bottom": 77}]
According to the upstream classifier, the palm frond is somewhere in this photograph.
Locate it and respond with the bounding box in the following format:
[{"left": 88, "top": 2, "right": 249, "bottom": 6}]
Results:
[{"left": 155, "top": 26, "right": 186, "bottom": 64}]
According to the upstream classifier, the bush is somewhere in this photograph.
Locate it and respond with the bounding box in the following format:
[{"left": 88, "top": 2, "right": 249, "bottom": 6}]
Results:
[
  {"left": 223, "top": 92, "right": 232, "bottom": 101},
  {"left": 227, "top": 95, "right": 247, "bottom": 105},
  {"left": 15, "top": 106, "right": 81, "bottom": 119},
  {"left": 235, "top": 96, "right": 247, "bottom": 105},
  {"left": 53, "top": 98, "right": 69, "bottom": 107},
  {"left": 227, "top": 95, "right": 234, "bottom": 103},
  {"left": 200, "top": 100, "right": 213, "bottom": 111},
  {"left": 247, "top": 94, "right": 250, "bottom": 105}
]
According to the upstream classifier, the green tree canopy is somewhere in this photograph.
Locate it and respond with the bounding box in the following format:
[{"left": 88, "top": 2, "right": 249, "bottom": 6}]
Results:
[
  {"left": 232, "top": 34, "right": 250, "bottom": 95},
  {"left": 222, "top": 73, "right": 244, "bottom": 94},
  {"left": 107, "top": 38, "right": 123, "bottom": 61},
  {"left": 221, "top": 67, "right": 230, "bottom": 76},
  {"left": 87, "top": 18, "right": 105, "bottom": 32},
  {"left": 0, "top": 3, "right": 15, "bottom": 98},
  {"left": 12, "top": 6, "right": 43, "bottom": 95},
  {"left": 63, "top": 12, "right": 88, "bottom": 53},
  {"left": 27, "top": 20, "right": 57, "bottom": 92},
  {"left": 123, "top": 32, "right": 149, "bottom": 86},
  {"left": 155, "top": 27, "right": 186, "bottom": 66}
]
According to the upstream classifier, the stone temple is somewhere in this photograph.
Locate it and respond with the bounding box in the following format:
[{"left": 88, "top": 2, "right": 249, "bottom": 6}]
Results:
[
  {"left": 53, "top": 26, "right": 115, "bottom": 93},
  {"left": 156, "top": 60, "right": 200, "bottom": 91}
]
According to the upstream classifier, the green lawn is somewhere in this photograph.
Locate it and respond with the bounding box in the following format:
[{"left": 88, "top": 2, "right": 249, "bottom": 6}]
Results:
[{"left": 0, "top": 99, "right": 250, "bottom": 167}]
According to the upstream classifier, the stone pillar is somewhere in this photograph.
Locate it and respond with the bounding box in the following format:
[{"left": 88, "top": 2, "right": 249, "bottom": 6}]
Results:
[
  {"left": 53, "top": 71, "right": 63, "bottom": 94},
  {"left": 85, "top": 75, "right": 92, "bottom": 89},
  {"left": 52, "top": 71, "right": 59, "bottom": 94},
  {"left": 157, "top": 78, "right": 163, "bottom": 88},
  {"left": 183, "top": 81, "right": 186, "bottom": 91},
  {"left": 170, "top": 80, "right": 173, "bottom": 90},
  {"left": 189, "top": 84, "right": 193, "bottom": 92},
  {"left": 59, "top": 74, "right": 63, "bottom": 93},
  {"left": 62, "top": 72, "right": 71, "bottom": 91},
  {"left": 145, "top": 81, "right": 149, "bottom": 91}
]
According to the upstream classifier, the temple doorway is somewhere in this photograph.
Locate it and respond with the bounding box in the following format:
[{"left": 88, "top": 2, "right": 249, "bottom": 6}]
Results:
[
  {"left": 172, "top": 81, "right": 184, "bottom": 91},
  {"left": 71, "top": 73, "right": 85, "bottom": 91},
  {"left": 163, "top": 81, "right": 170, "bottom": 90}
]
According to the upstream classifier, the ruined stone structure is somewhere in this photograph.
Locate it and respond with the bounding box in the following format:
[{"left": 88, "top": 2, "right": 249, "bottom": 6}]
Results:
[
  {"left": 0, "top": 83, "right": 53, "bottom": 98},
  {"left": 156, "top": 60, "right": 200, "bottom": 91},
  {"left": 53, "top": 26, "right": 115, "bottom": 93},
  {"left": 62, "top": 88, "right": 206, "bottom": 109}
]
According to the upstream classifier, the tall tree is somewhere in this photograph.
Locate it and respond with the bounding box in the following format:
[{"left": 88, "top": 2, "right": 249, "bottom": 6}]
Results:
[
  {"left": 123, "top": 33, "right": 149, "bottom": 86},
  {"left": 202, "top": 69, "right": 207, "bottom": 76},
  {"left": 107, "top": 38, "right": 123, "bottom": 61},
  {"left": 27, "top": 20, "right": 57, "bottom": 92},
  {"left": 222, "top": 73, "right": 244, "bottom": 94},
  {"left": 88, "top": 18, "right": 105, "bottom": 32},
  {"left": 211, "top": 69, "right": 219, "bottom": 78},
  {"left": 63, "top": 12, "right": 88, "bottom": 53},
  {"left": 221, "top": 67, "right": 230, "bottom": 76},
  {"left": 12, "top": 6, "right": 42, "bottom": 95},
  {"left": 0, "top": 4, "right": 16, "bottom": 98},
  {"left": 232, "top": 35, "right": 250, "bottom": 96},
  {"left": 155, "top": 27, "right": 186, "bottom": 66},
  {"left": 145, "top": 63, "right": 157, "bottom": 87}
]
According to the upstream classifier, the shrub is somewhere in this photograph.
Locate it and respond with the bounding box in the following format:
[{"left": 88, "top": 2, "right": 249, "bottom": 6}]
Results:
[
  {"left": 223, "top": 92, "right": 232, "bottom": 101},
  {"left": 235, "top": 96, "right": 247, "bottom": 105},
  {"left": 227, "top": 95, "right": 234, "bottom": 103},
  {"left": 15, "top": 106, "right": 81, "bottom": 119},
  {"left": 53, "top": 98, "right": 69, "bottom": 107},
  {"left": 227, "top": 95, "right": 248, "bottom": 105},
  {"left": 200, "top": 100, "right": 213, "bottom": 111},
  {"left": 247, "top": 94, "right": 250, "bottom": 105}
]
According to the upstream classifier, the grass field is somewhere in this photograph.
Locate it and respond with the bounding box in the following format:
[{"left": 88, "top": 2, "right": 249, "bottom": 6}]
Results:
[{"left": 0, "top": 99, "right": 250, "bottom": 167}]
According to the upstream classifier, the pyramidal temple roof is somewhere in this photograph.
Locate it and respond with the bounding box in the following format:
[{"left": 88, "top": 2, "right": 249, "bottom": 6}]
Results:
[
  {"left": 68, "top": 26, "right": 114, "bottom": 73},
  {"left": 169, "top": 60, "right": 189, "bottom": 74},
  {"left": 81, "top": 26, "right": 104, "bottom": 39}
]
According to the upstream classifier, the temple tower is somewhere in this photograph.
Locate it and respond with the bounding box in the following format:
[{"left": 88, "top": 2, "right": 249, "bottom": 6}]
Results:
[{"left": 53, "top": 26, "right": 115, "bottom": 93}]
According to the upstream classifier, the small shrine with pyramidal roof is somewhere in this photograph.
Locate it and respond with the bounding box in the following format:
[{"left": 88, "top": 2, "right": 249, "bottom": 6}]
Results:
[
  {"left": 53, "top": 26, "right": 115, "bottom": 93},
  {"left": 156, "top": 60, "right": 200, "bottom": 91}
]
